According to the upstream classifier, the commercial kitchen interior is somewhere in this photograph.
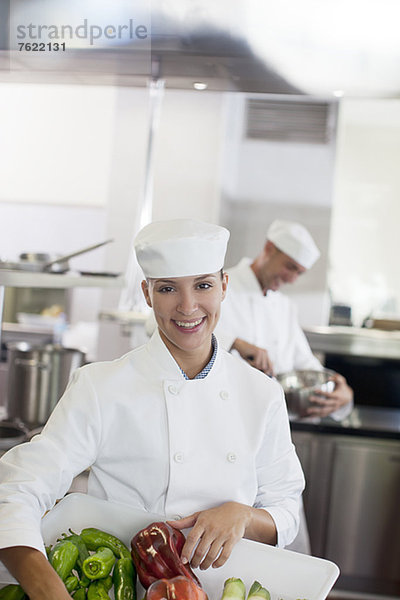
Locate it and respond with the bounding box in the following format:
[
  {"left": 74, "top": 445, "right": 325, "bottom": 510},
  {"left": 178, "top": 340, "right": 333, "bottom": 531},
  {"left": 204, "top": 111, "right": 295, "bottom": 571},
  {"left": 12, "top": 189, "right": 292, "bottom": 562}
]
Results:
[{"left": 0, "top": 1, "right": 399, "bottom": 599}]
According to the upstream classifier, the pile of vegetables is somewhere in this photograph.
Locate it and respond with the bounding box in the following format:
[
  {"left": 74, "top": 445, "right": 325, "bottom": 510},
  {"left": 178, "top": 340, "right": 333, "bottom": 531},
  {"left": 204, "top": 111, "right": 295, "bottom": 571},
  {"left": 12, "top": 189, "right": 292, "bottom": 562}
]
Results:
[
  {"left": 0, "top": 520, "right": 307, "bottom": 600},
  {"left": 129, "top": 522, "right": 305, "bottom": 600},
  {"left": 0, "top": 527, "right": 136, "bottom": 599},
  {"left": 130, "top": 522, "right": 207, "bottom": 600},
  {"left": 50, "top": 527, "right": 137, "bottom": 599},
  {"left": 219, "top": 578, "right": 307, "bottom": 600},
  {"left": 219, "top": 578, "right": 270, "bottom": 600}
]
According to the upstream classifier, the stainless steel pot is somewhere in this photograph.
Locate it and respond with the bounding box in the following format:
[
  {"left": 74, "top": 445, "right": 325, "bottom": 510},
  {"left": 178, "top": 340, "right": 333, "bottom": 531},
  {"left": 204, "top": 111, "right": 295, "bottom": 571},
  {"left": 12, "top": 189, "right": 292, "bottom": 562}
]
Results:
[
  {"left": 6, "top": 343, "right": 86, "bottom": 427},
  {"left": 277, "top": 369, "right": 336, "bottom": 419}
]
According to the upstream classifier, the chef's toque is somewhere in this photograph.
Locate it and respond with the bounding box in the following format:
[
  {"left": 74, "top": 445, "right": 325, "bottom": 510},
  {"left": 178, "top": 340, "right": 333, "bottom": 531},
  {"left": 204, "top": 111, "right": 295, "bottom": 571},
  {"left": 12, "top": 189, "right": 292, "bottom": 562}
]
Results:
[
  {"left": 134, "top": 219, "right": 230, "bottom": 278},
  {"left": 266, "top": 220, "right": 320, "bottom": 269}
]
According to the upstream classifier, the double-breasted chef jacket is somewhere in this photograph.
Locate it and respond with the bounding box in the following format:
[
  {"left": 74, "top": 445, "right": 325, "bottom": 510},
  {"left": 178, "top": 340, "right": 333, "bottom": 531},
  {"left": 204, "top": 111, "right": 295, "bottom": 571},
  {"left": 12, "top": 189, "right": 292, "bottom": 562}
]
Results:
[
  {"left": 0, "top": 329, "right": 304, "bottom": 555},
  {"left": 215, "top": 258, "right": 322, "bottom": 374}
]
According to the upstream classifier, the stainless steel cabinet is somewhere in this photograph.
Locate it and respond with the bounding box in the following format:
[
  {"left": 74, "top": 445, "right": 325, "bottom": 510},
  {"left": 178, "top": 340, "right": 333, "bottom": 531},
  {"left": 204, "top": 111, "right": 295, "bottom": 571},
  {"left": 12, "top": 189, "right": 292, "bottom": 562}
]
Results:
[
  {"left": 292, "top": 432, "right": 336, "bottom": 556},
  {"left": 292, "top": 431, "right": 400, "bottom": 597}
]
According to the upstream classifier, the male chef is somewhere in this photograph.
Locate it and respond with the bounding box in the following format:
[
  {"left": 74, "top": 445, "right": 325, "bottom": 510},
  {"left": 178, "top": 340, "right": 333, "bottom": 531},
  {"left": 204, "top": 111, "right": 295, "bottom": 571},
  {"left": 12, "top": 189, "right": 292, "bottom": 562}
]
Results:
[
  {"left": 214, "top": 219, "right": 353, "bottom": 554},
  {"left": 215, "top": 219, "right": 354, "bottom": 421}
]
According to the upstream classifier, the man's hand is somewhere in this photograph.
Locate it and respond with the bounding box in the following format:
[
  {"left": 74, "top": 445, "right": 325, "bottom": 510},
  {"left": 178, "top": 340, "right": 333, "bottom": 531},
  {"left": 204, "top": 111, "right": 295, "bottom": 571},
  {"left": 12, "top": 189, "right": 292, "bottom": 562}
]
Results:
[
  {"left": 231, "top": 339, "right": 275, "bottom": 376},
  {"left": 307, "top": 373, "right": 354, "bottom": 417},
  {"left": 167, "top": 502, "right": 276, "bottom": 571}
]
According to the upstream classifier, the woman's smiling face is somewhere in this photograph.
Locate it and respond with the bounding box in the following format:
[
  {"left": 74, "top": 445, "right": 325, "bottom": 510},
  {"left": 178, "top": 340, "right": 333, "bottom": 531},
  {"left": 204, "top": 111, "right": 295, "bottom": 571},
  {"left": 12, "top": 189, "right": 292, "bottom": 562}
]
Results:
[{"left": 142, "top": 272, "right": 228, "bottom": 358}]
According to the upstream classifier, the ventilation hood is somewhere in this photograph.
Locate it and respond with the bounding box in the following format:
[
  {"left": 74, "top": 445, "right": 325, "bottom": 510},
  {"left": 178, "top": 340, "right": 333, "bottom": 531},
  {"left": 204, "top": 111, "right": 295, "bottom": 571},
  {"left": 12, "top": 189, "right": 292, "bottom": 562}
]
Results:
[
  {"left": 1, "top": 1, "right": 400, "bottom": 97},
  {"left": 0, "top": 6, "right": 303, "bottom": 94},
  {"left": 149, "top": 23, "right": 303, "bottom": 94}
]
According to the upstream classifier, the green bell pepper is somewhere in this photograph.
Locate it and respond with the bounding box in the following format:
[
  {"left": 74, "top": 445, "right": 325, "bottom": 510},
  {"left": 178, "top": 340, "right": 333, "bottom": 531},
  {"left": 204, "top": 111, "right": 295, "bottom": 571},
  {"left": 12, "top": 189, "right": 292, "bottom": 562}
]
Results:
[
  {"left": 113, "top": 557, "right": 136, "bottom": 600},
  {"left": 87, "top": 576, "right": 112, "bottom": 600},
  {"left": 0, "top": 585, "right": 26, "bottom": 600},
  {"left": 49, "top": 539, "right": 79, "bottom": 581},
  {"left": 80, "top": 528, "right": 131, "bottom": 559},
  {"left": 82, "top": 547, "right": 115, "bottom": 580}
]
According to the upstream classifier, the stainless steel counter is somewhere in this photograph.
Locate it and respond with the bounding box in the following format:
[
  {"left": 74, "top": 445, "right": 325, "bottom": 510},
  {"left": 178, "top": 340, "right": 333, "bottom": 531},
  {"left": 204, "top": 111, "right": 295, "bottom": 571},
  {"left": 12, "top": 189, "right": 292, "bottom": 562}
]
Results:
[
  {"left": 291, "top": 408, "right": 400, "bottom": 598},
  {"left": 304, "top": 326, "right": 400, "bottom": 411},
  {"left": 304, "top": 326, "right": 400, "bottom": 361},
  {"left": 291, "top": 405, "right": 400, "bottom": 440}
]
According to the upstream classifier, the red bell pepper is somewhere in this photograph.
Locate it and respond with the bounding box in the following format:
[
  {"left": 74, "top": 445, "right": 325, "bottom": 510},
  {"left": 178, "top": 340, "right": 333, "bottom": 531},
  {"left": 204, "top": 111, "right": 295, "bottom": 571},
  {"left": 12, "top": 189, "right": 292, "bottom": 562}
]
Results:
[
  {"left": 146, "top": 576, "right": 208, "bottom": 600},
  {"left": 130, "top": 522, "right": 202, "bottom": 589}
]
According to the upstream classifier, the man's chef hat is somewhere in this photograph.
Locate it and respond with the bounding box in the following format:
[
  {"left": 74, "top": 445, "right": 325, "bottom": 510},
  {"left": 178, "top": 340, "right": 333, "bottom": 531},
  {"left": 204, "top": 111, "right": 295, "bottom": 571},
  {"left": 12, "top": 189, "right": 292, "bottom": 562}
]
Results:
[
  {"left": 266, "top": 219, "right": 320, "bottom": 269},
  {"left": 134, "top": 219, "right": 230, "bottom": 278}
]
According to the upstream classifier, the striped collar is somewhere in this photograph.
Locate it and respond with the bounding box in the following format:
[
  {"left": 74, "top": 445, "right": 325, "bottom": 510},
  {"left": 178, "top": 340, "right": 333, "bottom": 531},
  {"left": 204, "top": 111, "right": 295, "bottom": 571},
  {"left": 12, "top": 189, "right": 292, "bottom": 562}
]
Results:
[{"left": 179, "top": 334, "right": 218, "bottom": 380}]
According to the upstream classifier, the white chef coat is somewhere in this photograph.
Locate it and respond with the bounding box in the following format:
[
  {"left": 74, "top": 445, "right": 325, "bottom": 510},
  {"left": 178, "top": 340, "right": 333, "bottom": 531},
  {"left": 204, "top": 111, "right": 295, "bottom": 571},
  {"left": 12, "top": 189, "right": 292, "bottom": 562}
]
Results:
[
  {"left": 216, "top": 258, "right": 321, "bottom": 373},
  {"left": 215, "top": 258, "right": 351, "bottom": 421},
  {"left": 0, "top": 329, "right": 304, "bottom": 555}
]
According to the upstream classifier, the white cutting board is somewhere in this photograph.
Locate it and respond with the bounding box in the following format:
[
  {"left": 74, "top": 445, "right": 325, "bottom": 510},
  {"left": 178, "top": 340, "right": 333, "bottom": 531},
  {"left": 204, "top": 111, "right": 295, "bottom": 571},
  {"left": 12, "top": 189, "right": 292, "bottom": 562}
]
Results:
[{"left": 1, "top": 493, "right": 340, "bottom": 600}]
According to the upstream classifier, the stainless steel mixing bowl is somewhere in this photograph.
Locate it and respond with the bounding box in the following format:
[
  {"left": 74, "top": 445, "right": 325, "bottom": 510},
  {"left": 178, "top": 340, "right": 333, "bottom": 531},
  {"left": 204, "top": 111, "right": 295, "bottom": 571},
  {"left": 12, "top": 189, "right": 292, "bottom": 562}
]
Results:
[{"left": 277, "top": 369, "right": 336, "bottom": 418}]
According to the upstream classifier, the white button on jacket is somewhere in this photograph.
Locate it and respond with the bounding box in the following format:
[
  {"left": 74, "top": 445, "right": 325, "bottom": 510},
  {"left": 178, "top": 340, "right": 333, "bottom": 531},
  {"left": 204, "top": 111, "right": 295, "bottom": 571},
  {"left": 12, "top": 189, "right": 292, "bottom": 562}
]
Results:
[
  {"left": 0, "top": 329, "right": 304, "bottom": 555},
  {"left": 173, "top": 452, "right": 184, "bottom": 463}
]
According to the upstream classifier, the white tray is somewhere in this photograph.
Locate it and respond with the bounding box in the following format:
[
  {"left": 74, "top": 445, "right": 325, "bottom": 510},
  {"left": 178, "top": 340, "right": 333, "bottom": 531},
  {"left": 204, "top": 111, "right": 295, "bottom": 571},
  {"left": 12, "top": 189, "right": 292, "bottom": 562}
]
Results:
[{"left": 2, "top": 493, "right": 340, "bottom": 599}]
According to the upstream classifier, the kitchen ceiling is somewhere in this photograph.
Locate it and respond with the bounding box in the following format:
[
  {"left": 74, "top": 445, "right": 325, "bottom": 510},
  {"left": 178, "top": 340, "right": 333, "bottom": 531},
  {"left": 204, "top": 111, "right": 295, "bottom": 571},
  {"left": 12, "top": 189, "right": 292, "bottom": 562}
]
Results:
[{"left": 1, "top": 0, "right": 400, "bottom": 98}]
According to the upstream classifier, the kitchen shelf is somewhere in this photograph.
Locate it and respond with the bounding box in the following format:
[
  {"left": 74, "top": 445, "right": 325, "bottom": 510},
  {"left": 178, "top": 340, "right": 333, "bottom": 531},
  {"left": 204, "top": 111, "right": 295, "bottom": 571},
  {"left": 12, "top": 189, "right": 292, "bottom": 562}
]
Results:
[
  {"left": 0, "top": 270, "right": 125, "bottom": 289},
  {"left": 0, "top": 270, "right": 126, "bottom": 354}
]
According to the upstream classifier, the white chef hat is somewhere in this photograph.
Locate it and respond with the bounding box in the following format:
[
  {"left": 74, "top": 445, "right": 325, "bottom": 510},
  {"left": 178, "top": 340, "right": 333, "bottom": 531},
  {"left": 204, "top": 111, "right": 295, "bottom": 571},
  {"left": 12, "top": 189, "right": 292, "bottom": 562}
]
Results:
[
  {"left": 266, "top": 219, "right": 320, "bottom": 269},
  {"left": 134, "top": 218, "right": 230, "bottom": 278}
]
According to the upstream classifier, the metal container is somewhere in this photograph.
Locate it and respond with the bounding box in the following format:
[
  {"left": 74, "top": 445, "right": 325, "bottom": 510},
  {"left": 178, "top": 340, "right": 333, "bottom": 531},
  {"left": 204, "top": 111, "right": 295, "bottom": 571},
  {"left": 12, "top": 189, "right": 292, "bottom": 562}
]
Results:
[
  {"left": 0, "top": 239, "right": 113, "bottom": 273},
  {"left": 277, "top": 369, "right": 336, "bottom": 419},
  {"left": 6, "top": 343, "right": 86, "bottom": 427},
  {"left": 19, "top": 252, "right": 70, "bottom": 273},
  {"left": 0, "top": 252, "right": 69, "bottom": 273}
]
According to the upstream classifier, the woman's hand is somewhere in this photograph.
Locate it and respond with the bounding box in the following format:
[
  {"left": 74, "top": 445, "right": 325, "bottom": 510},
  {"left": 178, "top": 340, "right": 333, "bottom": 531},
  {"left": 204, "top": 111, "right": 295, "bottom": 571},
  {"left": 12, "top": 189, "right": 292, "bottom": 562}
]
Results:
[
  {"left": 0, "top": 546, "right": 71, "bottom": 600},
  {"left": 307, "top": 373, "right": 354, "bottom": 417},
  {"left": 168, "top": 502, "right": 277, "bottom": 571},
  {"left": 231, "top": 339, "right": 275, "bottom": 376},
  {"left": 168, "top": 502, "right": 251, "bottom": 570}
]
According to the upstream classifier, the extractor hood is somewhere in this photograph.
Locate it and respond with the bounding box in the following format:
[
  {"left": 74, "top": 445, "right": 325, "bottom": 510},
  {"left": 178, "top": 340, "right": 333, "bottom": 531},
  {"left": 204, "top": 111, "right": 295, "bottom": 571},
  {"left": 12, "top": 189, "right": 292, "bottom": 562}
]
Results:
[
  {"left": 0, "top": 3, "right": 303, "bottom": 94},
  {"left": 1, "top": 0, "right": 400, "bottom": 97}
]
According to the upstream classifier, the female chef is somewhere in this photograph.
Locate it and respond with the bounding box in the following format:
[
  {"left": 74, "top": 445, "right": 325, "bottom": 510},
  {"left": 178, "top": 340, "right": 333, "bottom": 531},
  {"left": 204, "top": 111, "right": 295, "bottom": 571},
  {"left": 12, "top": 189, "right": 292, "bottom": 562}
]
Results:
[{"left": 0, "top": 219, "right": 304, "bottom": 600}]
